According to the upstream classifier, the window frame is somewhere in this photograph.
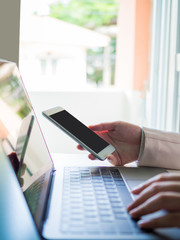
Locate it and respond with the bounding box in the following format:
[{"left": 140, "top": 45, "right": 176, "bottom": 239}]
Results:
[{"left": 149, "top": 0, "right": 180, "bottom": 132}]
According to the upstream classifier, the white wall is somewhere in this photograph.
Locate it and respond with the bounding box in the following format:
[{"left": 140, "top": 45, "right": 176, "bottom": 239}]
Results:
[
  {"left": 0, "top": 0, "right": 20, "bottom": 65},
  {"left": 115, "top": 0, "right": 136, "bottom": 90}
]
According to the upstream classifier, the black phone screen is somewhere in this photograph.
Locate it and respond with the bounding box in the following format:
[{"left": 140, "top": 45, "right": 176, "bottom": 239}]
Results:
[{"left": 49, "top": 110, "right": 109, "bottom": 153}]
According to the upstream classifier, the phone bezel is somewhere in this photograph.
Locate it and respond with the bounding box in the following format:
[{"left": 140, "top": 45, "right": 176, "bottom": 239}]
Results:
[{"left": 42, "top": 106, "right": 115, "bottom": 160}]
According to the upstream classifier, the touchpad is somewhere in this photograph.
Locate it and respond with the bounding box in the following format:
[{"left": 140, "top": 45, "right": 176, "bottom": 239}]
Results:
[{"left": 118, "top": 166, "right": 167, "bottom": 190}]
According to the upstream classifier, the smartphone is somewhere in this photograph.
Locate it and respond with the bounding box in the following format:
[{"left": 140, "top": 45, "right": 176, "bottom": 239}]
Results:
[{"left": 42, "top": 107, "right": 115, "bottom": 160}]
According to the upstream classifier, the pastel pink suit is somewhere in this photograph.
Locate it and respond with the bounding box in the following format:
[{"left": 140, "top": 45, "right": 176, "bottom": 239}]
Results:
[{"left": 138, "top": 128, "right": 180, "bottom": 170}]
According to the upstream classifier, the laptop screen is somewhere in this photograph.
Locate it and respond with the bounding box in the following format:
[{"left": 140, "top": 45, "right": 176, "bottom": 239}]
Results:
[{"left": 0, "top": 61, "right": 53, "bottom": 191}]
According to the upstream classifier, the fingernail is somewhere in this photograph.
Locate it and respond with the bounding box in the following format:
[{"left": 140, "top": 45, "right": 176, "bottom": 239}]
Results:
[
  {"left": 131, "top": 186, "right": 140, "bottom": 191},
  {"left": 127, "top": 204, "right": 133, "bottom": 211},
  {"left": 131, "top": 186, "right": 141, "bottom": 193},
  {"left": 138, "top": 220, "right": 149, "bottom": 228},
  {"left": 129, "top": 209, "right": 137, "bottom": 217}
]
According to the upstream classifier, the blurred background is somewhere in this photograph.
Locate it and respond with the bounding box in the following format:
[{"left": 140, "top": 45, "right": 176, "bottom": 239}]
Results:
[{"left": 18, "top": 0, "right": 180, "bottom": 153}]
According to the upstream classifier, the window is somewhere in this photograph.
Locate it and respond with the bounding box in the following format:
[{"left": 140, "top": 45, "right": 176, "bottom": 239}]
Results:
[
  {"left": 19, "top": 0, "right": 154, "bottom": 150},
  {"left": 20, "top": 0, "right": 119, "bottom": 90},
  {"left": 20, "top": 0, "right": 151, "bottom": 91},
  {"left": 148, "top": 0, "right": 180, "bottom": 132}
]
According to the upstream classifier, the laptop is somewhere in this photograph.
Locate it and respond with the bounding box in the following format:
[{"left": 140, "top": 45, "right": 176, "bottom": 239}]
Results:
[{"left": 0, "top": 60, "right": 173, "bottom": 239}]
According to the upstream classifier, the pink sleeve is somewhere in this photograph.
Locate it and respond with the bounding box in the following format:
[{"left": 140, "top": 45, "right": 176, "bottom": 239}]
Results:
[{"left": 137, "top": 127, "right": 180, "bottom": 170}]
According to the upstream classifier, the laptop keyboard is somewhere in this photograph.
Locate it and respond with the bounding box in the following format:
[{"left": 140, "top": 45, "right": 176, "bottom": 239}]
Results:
[{"left": 60, "top": 167, "right": 142, "bottom": 235}]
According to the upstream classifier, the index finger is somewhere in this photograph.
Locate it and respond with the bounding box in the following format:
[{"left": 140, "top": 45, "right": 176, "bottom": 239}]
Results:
[
  {"left": 129, "top": 192, "right": 180, "bottom": 219},
  {"left": 128, "top": 181, "right": 180, "bottom": 211},
  {"left": 131, "top": 173, "right": 180, "bottom": 194},
  {"left": 77, "top": 145, "right": 85, "bottom": 150},
  {"left": 89, "top": 122, "right": 116, "bottom": 132}
]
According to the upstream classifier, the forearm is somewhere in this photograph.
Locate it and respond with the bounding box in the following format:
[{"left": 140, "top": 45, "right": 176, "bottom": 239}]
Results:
[{"left": 137, "top": 127, "right": 180, "bottom": 170}]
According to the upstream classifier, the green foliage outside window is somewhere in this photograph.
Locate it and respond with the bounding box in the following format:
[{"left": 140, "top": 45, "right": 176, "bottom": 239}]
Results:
[
  {"left": 49, "top": 0, "right": 119, "bottom": 86},
  {"left": 0, "top": 75, "right": 31, "bottom": 119},
  {"left": 50, "top": 0, "right": 118, "bottom": 29}
]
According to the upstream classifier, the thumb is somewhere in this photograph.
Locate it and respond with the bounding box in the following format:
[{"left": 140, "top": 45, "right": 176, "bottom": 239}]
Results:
[{"left": 107, "top": 152, "right": 121, "bottom": 166}]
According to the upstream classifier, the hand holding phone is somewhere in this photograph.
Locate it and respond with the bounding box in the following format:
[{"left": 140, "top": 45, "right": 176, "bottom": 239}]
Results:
[{"left": 42, "top": 107, "right": 115, "bottom": 160}]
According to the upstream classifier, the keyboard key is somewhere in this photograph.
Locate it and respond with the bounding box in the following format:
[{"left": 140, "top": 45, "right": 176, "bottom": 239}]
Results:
[
  {"left": 103, "top": 174, "right": 112, "bottom": 177},
  {"left": 93, "top": 186, "right": 105, "bottom": 190},
  {"left": 96, "top": 199, "right": 109, "bottom": 205},
  {"left": 105, "top": 185, "right": 116, "bottom": 190},
  {"left": 91, "top": 176, "right": 102, "bottom": 180},
  {"left": 114, "top": 213, "right": 127, "bottom": 220},
  {"left": 110, "top": 168, "right": 120, "bottom": 172},
  {"left": 112, "top": 205, "right": 124, "bottom": 211},
  {"left": 109, "top": 198, "right": 122, "bottom": 203},
  {"left": 98, "top": 204, "right": 111, "bottom": 210},
  {"left": 91, "top": 168, "right": 100, "bottom": 175},
  {"left": 101, "top": 169, "right": 110, "bottom": 175},
  {"left": 99, "top": 209, "right": 112, "bottom": 215},
  {"left": 70, "top": 208, "right": 83, "bottom": 214},
  {"left": 84, "top": 206, "right": 97, "bottom": 212},
  {"left": 85, "top": 218, "right": 99, "bottom": 224},
  {"left": 70, "top": 215, "right": 83, "bottom": 221},
  {"left": 84, "top": 210, "right": 98, "bottom": 217},
  {"left": 84, "top": 201, "right": 96, "bottom": 207},
  {"left": 115, "top": 181, "right": 125, "bottom": 186},
  {"left": 100, "top": 215, "right": 114, "bottom": 222},
  {"left": 61, "top": 223, "right": 69, "bottom": 233},
  {"left": 95, "top": 195, "right": 108, "bottom": 200},
  {"left": 107, "top": 192, "right": 117, "bottom": 198},
  {"left": 70, "top": 202, "right": 82, "bottom": 208}
]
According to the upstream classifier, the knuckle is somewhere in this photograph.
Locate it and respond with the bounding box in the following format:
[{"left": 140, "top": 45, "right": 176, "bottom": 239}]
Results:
[
  {"left": 173, "top": 213, "right": 180, "bottom": 225},
  {"left": 114, "top": 121, "right": 120, "bottom": 129},
  {"left": 151, "top": 182, "right": 160, "bottom": 192},
  {"left": 169, "top": 213, "right": 180, "bottom": 227},
  {"left": 149, "top": 218, "right": 158, "bottom": 227},
  {"left": 176, "top": 214, "right": 180, "bottom": 227},
  {"left": 156, "top": 192, "right": 167, "bottom": 202},
  {"left": 157, "top": 173, "right": 167, "bottom": 181}
]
